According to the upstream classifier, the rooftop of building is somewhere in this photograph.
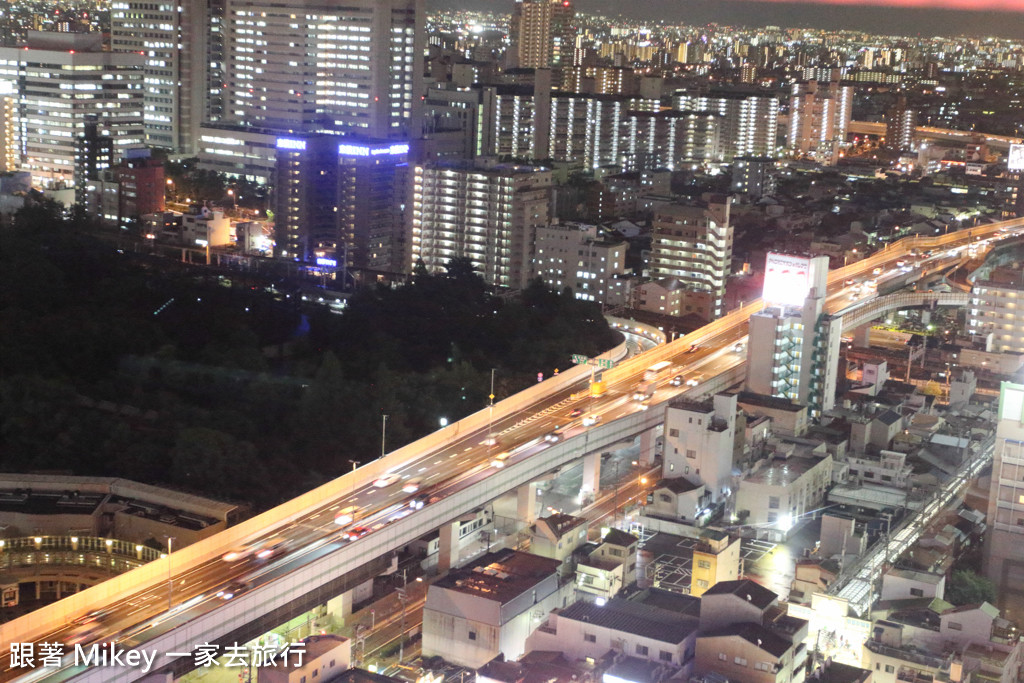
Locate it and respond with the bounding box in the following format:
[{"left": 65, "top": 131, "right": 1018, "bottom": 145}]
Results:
[
  {"left": 628, "top": 587, "right": 702, "bottom": 618},
  {"left": 656, "top": 477, "right": 704, "bottom": 495},
  {"left": 602, "top": 656, "right": 664, "bottom": 683},
  {"left": 478, "top": 652, "right": 586, "bottom": 683},
  {"left": 433, "top": 549, "right": 561, "bottom": 604},
  {"left": 701, "top": 579, "right": 777, "bottom": 610},
  {"left": 425, "top": 158, "right": 550, "bottom": 176},
  {"left": 700, "top": 622, "right": 791, "bottom": 658},
  {"left": 601, "top": 528, "right": 638, "bottom": 548},
  {"left": 556, "top": 597, "right": 699, "bottom": 644},
  {"left": 736, "top": 391, "right": 805, "bottom": 413},
  {"left": 533, "top": 513, "right": 587, "bottom": 539},
  {"left": 331, "top": 668, "right": 404, "bottom": 683},
  {"left": 667, "top": 396, "right": 715, "bottom": 414},
  {"left": 816, "top": 660, "right": 873, "bottom": 683},
  {"left": 743, "top": 453, "right": 827, "bottom": 487},
  {"left": 885, "top": 567, "right": 944, "bottom": 584}
]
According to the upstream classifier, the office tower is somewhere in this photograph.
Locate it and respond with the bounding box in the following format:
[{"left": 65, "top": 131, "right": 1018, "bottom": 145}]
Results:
[
  {"left": 731, "top": 156, "right": 777, "bottom": 199},
  {"left": 746, "top": 254, "right": 842, "bottom": 415},
  {"left": 74, "top": 116, "right": 115, "bottom": 207},
  {"left": 0, "top": 31, "right": 144, "bottom": 190},
  {"left": 337, "top": 140, "right": 410, "bottom": 274},
  {"left": 272, "top": 134, "right": 409, "bottom": 271},
  {"left": 533, "top": 223, "right": 627, "bottom": 304},
  {"left": 985, "top": 382, "right": 1024, "bottom": 617},
  {"left": 225, "top": 0, "right": 423, "bottom": 138},
  {"left": 0, "top": 84, "right": 15, "bottom": 173},
  {"left": 510, "top": 0, "right": 574, "bottom": 69},
  {"left": 111, "top": 0, "right": 207, "bottom": 153},
  {"left": 787, "top": 80, "right": 853, "bottom": 165},
  {"left": 674, "top": 90, "right": 779, "bottom": 161},
  {"left": 885, "top": 96, "right": 917, "bottom": 152},
  {"left": 273, "top": 135, "right": 340, "bottom": 261},
  {"left": 968, "top": 266, "right": 1024, "bottom": 354},
  {"left": 411, "top": 160, "right": 552, "bottom": 289},
  {"left": 649, "top": 196, "right": 734, "bottom": 319}
]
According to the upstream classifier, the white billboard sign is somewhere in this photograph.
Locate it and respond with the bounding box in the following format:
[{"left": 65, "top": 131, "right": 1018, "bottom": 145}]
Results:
[
  {"left": 762, "top": 252, "right": 812, "bottom": 307},
  {"left": 1009, "top": 143, "right": 1024, "bottom": 172}
]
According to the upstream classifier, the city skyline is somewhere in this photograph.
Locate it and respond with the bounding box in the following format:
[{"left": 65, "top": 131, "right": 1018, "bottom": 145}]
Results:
[{"left": 431, "top": 0, "right": 1024, "bottom": 38}]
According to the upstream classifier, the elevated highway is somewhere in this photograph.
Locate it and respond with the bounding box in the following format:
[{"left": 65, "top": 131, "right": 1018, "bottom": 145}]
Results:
[
  {"left": 832, "top": 290, "right": 970, "bottom": 331},
  {"left": 4, "top": 216, "right": 1024, "bottom": 682}
]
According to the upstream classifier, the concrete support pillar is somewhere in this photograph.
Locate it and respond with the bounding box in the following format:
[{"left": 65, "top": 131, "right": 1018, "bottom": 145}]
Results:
[
  {"left": 517, "top": 483, "right": 540, "bottom": 526},
  {"left": 921, "top": 310, "right": 931, "bottom": 325},
  {"left": 854, "top": 324, "right": 872, "bottom": 348},
  {"left": 581, "top": 453, "right": 601, "bottom": 499},
  {"left": 35, "top": 582, "right": 41, "bottom": 600},
  {"left": 326, "top": 589, "right": 353, "bottom": 627},
  {"left": 437, "top": 521, "right": 460, "bottom": 574},
  {"left": 639, "top": 430, "right": 657, "bottom": 466},
  {"left": 55, "top": 582, "right": 61, "bottom": 600}
]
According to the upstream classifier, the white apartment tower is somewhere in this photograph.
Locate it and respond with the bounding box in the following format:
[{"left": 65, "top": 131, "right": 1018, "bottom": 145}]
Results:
[
  {"left": 649, "top": 195, "right": 734, "bottom": 319},
  {"left": 412, "top": 161, "right": 552, "bottom": 289},
  {"left": 674, "top": 90, "right": 779, "bottom": 160},
  {"left": 0, "top": 32, "right": 145, "bottom": 190},
  {"left": 111, "top": 0, "right": 209, "bottom": 152},
  {"left": 787, "top": 80, "right": 853, "bottom": 165},
  {"left": 224, "top": 0, "right": 423, "bottom": 138},
  {"left": 533, "top": 223, "right": 628, "bottom": 304},
  {"left": 968, "top": 266, "right": 1024, "bottom": 353},
  {"left": 746, "top": 254, "right": 842, "bottom": 415},
  {"left": 662, "top": 393, "right": 739, "bottom": 507},
  {"left": 985, "top": 382, "right": 1024, "bottom": 617}
]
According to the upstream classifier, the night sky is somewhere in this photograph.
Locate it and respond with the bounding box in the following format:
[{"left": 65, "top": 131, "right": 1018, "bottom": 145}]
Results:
[{"left": 432, "top": 0, "right": 1024, "bottom": 38}]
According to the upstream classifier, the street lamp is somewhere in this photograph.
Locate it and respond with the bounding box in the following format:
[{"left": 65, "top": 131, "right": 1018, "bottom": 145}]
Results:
[
  {"left": 165, "top": 536, "right": 176, "bottom": 610},
  {"left": 380, "top": 414, "right": 388, "bottom": 460}
]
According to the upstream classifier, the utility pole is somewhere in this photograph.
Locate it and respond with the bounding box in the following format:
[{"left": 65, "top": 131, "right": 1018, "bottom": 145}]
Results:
[
  {"left": 487, "top": 369, "right": 496, "bottom": 448},
  {"left": 381, "top": 414, "right": 388, "bottom": 459},
  {"left": 165, "top": 536, "right": 175, "bottom": 610}
]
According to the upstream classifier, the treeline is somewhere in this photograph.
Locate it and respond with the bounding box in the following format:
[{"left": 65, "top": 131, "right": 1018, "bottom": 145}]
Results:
[{"left": 0, "top": 207, "right": 621, "bottom": 508}]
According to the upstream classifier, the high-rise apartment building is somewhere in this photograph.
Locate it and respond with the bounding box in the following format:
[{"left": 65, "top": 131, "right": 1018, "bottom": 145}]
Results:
[
  {"left": 649, "top": 196, "right": 734, "bottom": 318},
  {"left": 0, "top": 84, "right": 16, "bottom": 173},
  {"left": 0, "top": 31, "right": 145, "bottom": 189},
  {"left": 411, "top": 161, "right": 552, "bottom": 289},
  {"left": 787, "top": 80, "right": 853, "bottom": 165},
  {"left": 533, "top": 223, "right": 628, "bottom": 304},
  {"left": 510, "top": 0, "right": 574, "bottom": 69},
  {"left": 224, "top": 0, "right": 423, "bottom": 138},
  {"left": 746, "top": 254, "right": 842, "bottom": 415},
  {"left": 885, "top": 96, "right": 917, "bottom": 153},
  {"left": 985, "top": 382, "right": 1024, "bottom": 617},
  {"left": 110, "top": 0, "right": 208, "bottom": 153},
  {"left": 968, "top": 266, "right": 1024, "bottom": 354},
  {"left": 622, "top": 110, "right": 720, "bottom": 170},
  {"left": 674, "top": 89, "right": 779, "bottom": 160}
]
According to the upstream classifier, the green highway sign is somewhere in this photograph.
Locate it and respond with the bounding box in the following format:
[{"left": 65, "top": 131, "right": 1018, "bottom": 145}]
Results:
[
  {"left": 571, "top": 354, "right": 589, "bottom": 365},
  {"left": 596, "top": 359, "right": 615, "bottom": 370},
  {"left": 571, "top": 355, "right": 615, "bottom": 370}
]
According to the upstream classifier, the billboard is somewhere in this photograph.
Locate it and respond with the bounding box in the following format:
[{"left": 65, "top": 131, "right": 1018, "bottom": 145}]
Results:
[
  {"left": 1009, "top": 143, "right": 1024, "bottom": 173},
  {"left": 762, "top": 252, "right": 811, "bottom": 307}
]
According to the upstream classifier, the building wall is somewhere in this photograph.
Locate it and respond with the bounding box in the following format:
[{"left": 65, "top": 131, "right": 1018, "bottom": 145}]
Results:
[
  {"left": 879, "top": 572, "right": 945, "bottom": 602},
  {"left": 694, "top": 635, "right": 789, "bottom": 683},
  {"left": 662, "top": 394, "right": 737, "bottom": 505},
  {"left": 735, "top": 455, "right": 832, "bottom": 537},
  {"left": 985, "top": 382, "right": 1024, "bottom": 616},
  {"left": 533, "top": 223, "right": 627, "bottom": 304}
]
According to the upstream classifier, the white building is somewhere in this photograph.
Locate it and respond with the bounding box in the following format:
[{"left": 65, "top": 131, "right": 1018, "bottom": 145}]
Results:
[
  {"left": 968, "top": 266, "right": 1024, "bottom": 354},
  {"left": 257, "top": 634, "right": 351, "bottom": 683},
  {"left": 985, "top": 381, "right": 1024, "bottom": 616},
  {"left": 735, "top": 447, "right": 832, "bottom": 541},
  {"left": 110, "top": 0, "right": 208, "bottom": 152},
  {"left": 223, "top": 0, "right": 423, "bottom": 138},
  {"left": 526, "top": 593, "right": 699, "bottom": 669},
  {"left": 196, "top": 125, "right": 279, "bottom": 184},
  {"left": 525, "top": 513, "right": 589, "bottom": 578},
  {"left": 0, "top": 32, "right": 145, "bottom": 190},
  {"left": 662, "top": 393, "right": 738, "bottom": 509},
  {"left": 787, "top": 80, "right": 853, "bottom": 165},
  {"left": 421, "top": 550, "right": 566, "bottom": 669},
  {"left": 574, "top": 528, "right": 638, "bottom": 602},
  {"left": 182, "top": 208, "right": 232, "bottom": 247},
  {"left": 649, "top": 196, "right": 733, "bottom": 318},
  {"left": 746, "top": 254, "right": 842, "bottom": 415},
  {"left": 673, "top": 89, "right": 780, "bottom": 160},
  {"left": 533, "top": 223, "right": 628, "bottom": 304},
  {"left": 879, "top": 567, "right": 946, "bottom": 602},
  {"left": 412, "top": 160, "right": 552, "bottom": 289}
]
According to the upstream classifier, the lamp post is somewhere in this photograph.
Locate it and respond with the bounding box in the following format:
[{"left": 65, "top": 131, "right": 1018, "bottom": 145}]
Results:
[
  {"left": 165, "top": 536, "right": 175, "bottom": 610},
  {"left": 380, "top": 414, "right": 388, "bottom": 460},
  {"left": 487, "top": 368, "right": 496, "bottom": 447},
  {"left": 349, "top": 459, "right": 359, "bottom": 472}
]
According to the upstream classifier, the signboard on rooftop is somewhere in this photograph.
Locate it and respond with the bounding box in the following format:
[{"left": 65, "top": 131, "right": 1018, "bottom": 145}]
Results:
[{"left": 762, "top": 252, "right": 812, "bottom": 308}]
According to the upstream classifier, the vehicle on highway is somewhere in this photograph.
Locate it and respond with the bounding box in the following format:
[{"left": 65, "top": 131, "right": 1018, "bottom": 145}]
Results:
[
  {"left": 373, "top": 473, "right": 401, "bottom": 488},
  {"left": 490, "top": 451, "right": 511, "bottom": 468},
  {"left": 569, "top": 408, "right": 584, "bottom": 418},
  {"left": 222, "top": 546, "right": 255, "bottom": 562},
  {"left": 72, "top": 608, "right": 115, "bottom": 626},
  {"left": 544, "top": 432, "right": 560, "bottom": 443},
  {"left": 402, "top": 478, "right": 423, "bottom": 494},
  {"left": 334, "top": 506, "right": 359, "bottom": 525},
  {"left": 67, "top": 623, "right": 103, "bottom": 645},
  {"left": 255, "top": 537, "right": 289, "bottom": 560},
  {"left": 344, "top": 526, "right": 370, "bottom": 541},
  {"left": 582, "top": 415, "right": 602, "bottom": 426},
  {"left": 217, "top": 581, "right": 249, "bottom": 600},
  {"left": 732, "top": 342, "right": 745, "bottom": 353},
  {"left": 686, "top": 345, "right": 700, "bottom": 353},
  {"left": 872, "top": 267, "right": 882, "bottom": 275},
  {"left": 685, "top": 378, "right": 699, "bottom": 387},
  {"left": 410, "top": 493, "right": 437, "bottom": 510},
  {"left": 669, "top": 375, "right": 683, "bottom": 386}
]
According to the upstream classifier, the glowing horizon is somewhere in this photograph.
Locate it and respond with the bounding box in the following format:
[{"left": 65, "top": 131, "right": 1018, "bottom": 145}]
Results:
[{"left": 747, "top": 0, "right": 1023, "bottom": 10}]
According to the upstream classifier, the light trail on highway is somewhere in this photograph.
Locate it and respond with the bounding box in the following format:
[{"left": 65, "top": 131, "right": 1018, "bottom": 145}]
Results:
[{"left": 4, "top": 217, "right": 1024, "bottom": 683}]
